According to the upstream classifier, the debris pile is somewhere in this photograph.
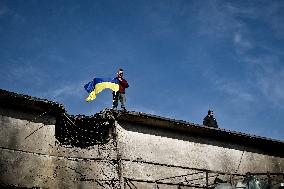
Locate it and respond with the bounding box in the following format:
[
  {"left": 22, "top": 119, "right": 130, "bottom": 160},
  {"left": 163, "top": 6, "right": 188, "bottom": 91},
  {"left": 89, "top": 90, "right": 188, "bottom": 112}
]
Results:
[{"left": 55, "top": 109, "right": 115, "bottom": 148}]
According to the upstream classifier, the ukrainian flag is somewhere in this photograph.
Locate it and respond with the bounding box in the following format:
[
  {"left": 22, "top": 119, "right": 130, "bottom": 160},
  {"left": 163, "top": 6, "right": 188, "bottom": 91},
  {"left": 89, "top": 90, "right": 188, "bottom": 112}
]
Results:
[{"left": 84, "top": 78, "right": 119, "bottom": 102}]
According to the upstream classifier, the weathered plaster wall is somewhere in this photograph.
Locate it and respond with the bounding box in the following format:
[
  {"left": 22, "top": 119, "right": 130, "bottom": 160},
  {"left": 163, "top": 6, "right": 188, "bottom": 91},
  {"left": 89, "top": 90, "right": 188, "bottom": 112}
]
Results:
[
  {"left": 0, "top": 107, "right": 119, "bottom": 188},
  {"left": 116, "top": 122, "right": 284, "bottom": 188},
  {"left": 1, "top": 106, "right": 283, "bottom": 189}
]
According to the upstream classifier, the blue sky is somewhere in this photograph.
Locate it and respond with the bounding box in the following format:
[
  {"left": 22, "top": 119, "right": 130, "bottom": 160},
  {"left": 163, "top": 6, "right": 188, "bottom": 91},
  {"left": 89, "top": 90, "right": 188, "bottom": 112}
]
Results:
[{"left": 1, "top": 0, "right": 284, "bottom": 141}]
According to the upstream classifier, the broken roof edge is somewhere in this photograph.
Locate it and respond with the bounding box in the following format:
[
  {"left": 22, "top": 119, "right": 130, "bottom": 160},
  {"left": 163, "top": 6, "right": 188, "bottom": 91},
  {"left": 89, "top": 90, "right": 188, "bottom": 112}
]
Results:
[{"left": 0, "top": 89, "right": 283, "bottom": 156}]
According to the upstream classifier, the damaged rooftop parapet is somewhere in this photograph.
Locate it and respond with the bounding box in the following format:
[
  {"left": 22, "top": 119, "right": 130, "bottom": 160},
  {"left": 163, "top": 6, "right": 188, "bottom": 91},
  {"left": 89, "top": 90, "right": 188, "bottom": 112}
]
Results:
[
  {"left": 0, "top": 88, "right": 284, "bottom": 189},
  {"left": 0, "top": 88, "right": 283, "bottom": 156}
]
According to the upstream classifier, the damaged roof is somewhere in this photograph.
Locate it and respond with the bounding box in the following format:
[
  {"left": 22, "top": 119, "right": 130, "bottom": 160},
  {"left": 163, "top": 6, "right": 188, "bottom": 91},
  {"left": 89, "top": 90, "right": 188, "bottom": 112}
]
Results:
[{"left": 0, "top": 88, "right": 283, "bottom": 156}]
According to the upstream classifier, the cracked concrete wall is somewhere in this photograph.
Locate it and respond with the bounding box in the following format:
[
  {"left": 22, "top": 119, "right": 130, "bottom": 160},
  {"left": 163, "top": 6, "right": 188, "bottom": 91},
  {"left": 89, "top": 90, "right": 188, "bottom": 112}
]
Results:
[
  {"left": 1, "top": 106, "right": 283, "bottom": 189},
  {"left": 0, "top": 107, "right": 119, "bottom": 189},
  {"left": 116, "top": 122, "right": 284, "bottom": 188}
]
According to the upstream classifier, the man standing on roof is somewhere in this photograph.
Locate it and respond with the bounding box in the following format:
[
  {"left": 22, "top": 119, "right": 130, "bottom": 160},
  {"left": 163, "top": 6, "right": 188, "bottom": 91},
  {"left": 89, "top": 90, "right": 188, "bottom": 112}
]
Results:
[
  {"left": 203, "top": 110, "right": 218, "bottom": 128},
  {"left": 112, "top": 68, "right": 129, "bottom": 111}
]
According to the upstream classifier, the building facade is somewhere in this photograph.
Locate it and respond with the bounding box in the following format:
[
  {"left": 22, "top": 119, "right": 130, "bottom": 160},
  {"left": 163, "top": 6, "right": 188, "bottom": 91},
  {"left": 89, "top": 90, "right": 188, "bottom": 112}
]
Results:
[{"left": 0, "top": 89, "right": 283, "bottom": 188}]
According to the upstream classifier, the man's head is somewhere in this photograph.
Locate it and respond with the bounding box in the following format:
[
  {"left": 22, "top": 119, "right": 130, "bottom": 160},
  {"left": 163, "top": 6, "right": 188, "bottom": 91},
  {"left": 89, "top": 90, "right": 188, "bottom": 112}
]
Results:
[
  {"left": 208, "top": 110, "right": 214, "bottom": 117},
  {"left": 117, "top": 68, "right": 124, "bottom": 78}
]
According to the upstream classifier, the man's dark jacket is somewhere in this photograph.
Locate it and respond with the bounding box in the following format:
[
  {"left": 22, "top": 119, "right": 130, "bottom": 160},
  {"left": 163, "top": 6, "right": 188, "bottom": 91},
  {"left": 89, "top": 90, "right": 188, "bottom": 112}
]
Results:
[{"left": 203, "top": 115, "right": 218, "bottom": 128}]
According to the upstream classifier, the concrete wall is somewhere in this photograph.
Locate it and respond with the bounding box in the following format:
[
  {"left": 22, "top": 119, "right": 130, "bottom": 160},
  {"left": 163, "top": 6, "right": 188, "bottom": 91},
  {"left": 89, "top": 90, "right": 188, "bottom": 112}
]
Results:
[
  {"left": 116, "top": 121, "right": 284, "bottom": 188},
  {"left": 1, "top": 106, "right": 283, "bottom": 189},
  {"left": 0, "top": 107, "right": 119, "bottom": 189}
]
